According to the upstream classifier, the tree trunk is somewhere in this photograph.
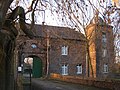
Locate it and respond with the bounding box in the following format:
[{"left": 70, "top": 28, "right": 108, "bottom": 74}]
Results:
[
  {"left": 0, "top": 33, "right": 6, "bottom": 90},
  {"left": 0, "top": 0, "right": 14, "bottom": 90},
  {"left": 0, "top": 32, "right": 15, "bottom": 90}
]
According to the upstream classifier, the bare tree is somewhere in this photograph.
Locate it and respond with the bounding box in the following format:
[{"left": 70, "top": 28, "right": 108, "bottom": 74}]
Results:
[{"left": 0, "top": 0, "right": 35, "bottom": 90}]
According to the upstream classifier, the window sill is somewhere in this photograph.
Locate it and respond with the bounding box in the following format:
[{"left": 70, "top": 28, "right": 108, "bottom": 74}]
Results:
[
  {"left": 61, "top": 54, "right": 68, "bottom": 55},
  {"left": 62, "top": 74, "right": 68, "bottom": 75},
  {"left": 103, "top": 72, "right": 109, "bottom": 74},
  {"left": 77, "top": 72, "right": 82, "bottom": 74}
]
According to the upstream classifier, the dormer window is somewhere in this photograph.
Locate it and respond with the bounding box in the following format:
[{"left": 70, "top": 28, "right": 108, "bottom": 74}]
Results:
[
  {"left": 31, "top": 43, "right": 37, "bottom": 49},
  {"left": 61, "top": 46, "right": 68, "bottom": 55}
]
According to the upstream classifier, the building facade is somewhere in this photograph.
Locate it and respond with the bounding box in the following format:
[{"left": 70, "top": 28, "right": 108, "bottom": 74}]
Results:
[
  {"left": 16, "top": 24, "right": 86, "bottom": 78},
  {"left": 16, "top": 20, "right": 115, "bottom": 79}
]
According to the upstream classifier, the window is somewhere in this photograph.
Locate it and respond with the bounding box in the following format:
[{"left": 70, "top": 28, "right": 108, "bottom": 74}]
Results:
[
  {"left": 103, "top": 64, "right": 108, "bottom": 73},
  {"left": 76, "top": 64, "right": 82, "bottom": 74},
  {"left": 31, "top": 43, "right": 37, "bottom": 48},
  {"left": 61, "top": 46, "right": 68, "bottom": 55},
  {"left": 102, "top": 49, "right": 107, "bottom": 57},
  {"left": 102, "top": 33, "right": 107, "bottom": 43},
  {"left": 62, "top": 64, "right": 68, "bottom": 75}
]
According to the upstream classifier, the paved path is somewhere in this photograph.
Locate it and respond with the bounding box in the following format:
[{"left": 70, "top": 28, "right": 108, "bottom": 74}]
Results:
[{"left": 31, "top": 78, "right": 110, "bottom": 90}]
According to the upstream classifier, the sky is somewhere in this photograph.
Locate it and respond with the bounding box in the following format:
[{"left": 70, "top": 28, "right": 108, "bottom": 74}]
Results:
[
  {"left": 11, "top": 0, "right": 61, "bottom": 26},
  {"left": 10, "top": 0, "right": 119, "bottom": 27}
]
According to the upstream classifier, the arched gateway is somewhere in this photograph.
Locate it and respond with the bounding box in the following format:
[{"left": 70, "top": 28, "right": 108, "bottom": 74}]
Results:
[{"left": 23, "top": 56, "right": 43, "bottom": 78}]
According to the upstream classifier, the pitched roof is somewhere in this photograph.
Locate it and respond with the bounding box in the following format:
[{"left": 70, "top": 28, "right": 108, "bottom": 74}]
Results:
[{"left": 19, "top": 24, "right": 85, "bottom": 41}]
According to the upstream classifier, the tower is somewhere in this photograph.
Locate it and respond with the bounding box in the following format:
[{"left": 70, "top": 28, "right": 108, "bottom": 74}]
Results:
[{"left": 86, "top": 16, "right": 115, "bottom": 78}]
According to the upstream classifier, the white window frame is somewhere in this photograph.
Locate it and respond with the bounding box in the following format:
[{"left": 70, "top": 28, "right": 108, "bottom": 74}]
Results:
[
  {"left": 61, "top": 46, "right": 68, "bottom": 55},
  {"left": 62, "top": 64, "right": 68, "bottom": 75},
  {"left": 76, "top": 64, "right": 82, "bottom": 74},
  {"left": 102, "top": 49, "right": 107, "bottom": 57},
  {"left": 102, "top": 33, "right": 107, "bottom": 43},
  {"left": 103, "top": 64, "right": 108, "bottom": 73}
]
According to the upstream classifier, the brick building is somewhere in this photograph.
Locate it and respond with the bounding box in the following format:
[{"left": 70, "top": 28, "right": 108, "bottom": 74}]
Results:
[
  {"left": 86, "top": 17, "right": 115, "bottom": 78},
  {"left": 16, "top": 17, "right": 115, "bottom": 79},
  {"left": 16, "top": 24, "right": 86, "bottom": 78}
]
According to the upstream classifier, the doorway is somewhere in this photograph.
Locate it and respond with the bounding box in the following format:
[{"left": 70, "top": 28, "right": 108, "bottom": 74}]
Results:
[
  {"left": 32, "top": 56, "right": 43, "bottom": 78},
  {"left": 23, "top": 56, "right": 43, "bottom": 78}
]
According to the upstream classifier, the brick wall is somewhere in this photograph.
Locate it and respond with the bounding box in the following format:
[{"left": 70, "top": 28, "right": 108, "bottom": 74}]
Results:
[
  {"left": 49, "top": 38, "right": 86, "bottom": 76},
  {"left": 16, "top": 25, "right": 86, "bottom": 77},
  {"left": 50, "top": 73, "right": 120, "bottom": 90}
]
